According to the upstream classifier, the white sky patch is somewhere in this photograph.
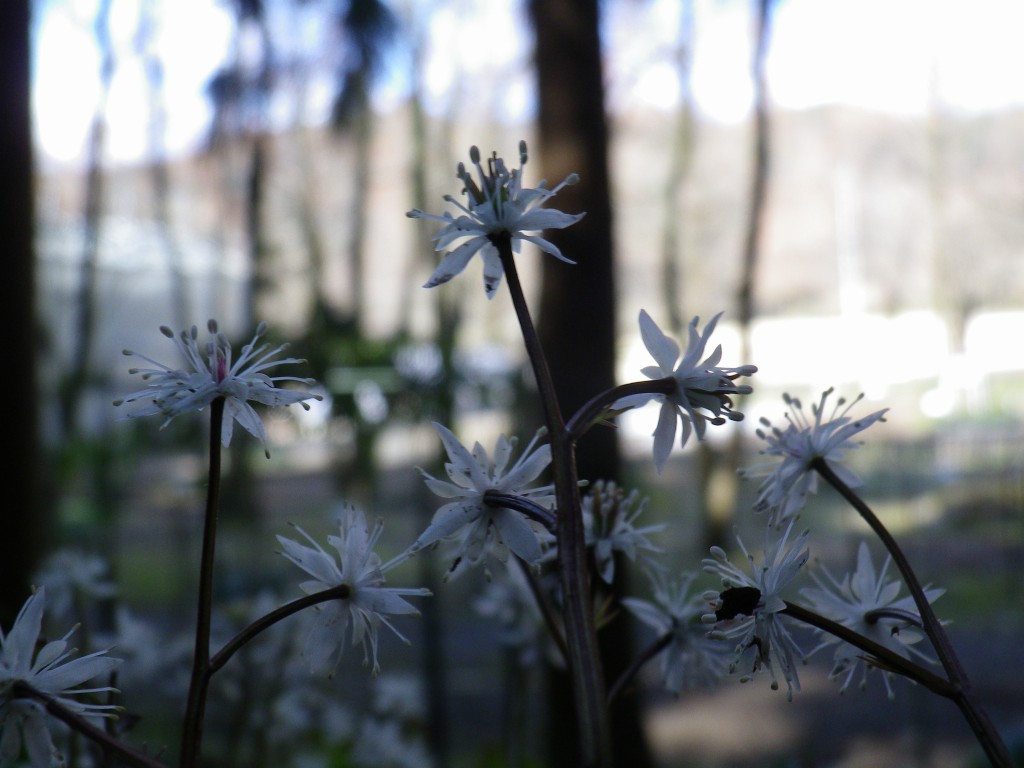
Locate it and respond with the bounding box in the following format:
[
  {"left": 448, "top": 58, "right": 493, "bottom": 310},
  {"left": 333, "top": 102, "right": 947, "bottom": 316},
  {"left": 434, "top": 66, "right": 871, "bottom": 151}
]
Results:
[
  {"left": 33, "top": 0, "right": 234, "bottom": 165},
  {"left": 31, "top": 0, "right": 1024, "bottom": 164},
  {"left": 770, "top": 0, "right": 1024, "bottom": 115}
]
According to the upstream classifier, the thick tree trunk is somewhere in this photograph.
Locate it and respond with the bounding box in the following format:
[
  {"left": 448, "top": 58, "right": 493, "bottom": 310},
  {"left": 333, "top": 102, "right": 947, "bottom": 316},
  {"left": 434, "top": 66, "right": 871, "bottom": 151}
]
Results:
[
  {"left": 530, "top": 0, "right": 618, "bottom": 485},
  {"left": 0, "top": 0, "right": 41, "bottom": 625},
  {"left": 529, "top": 2, "right": 652, "bottom": 765}
]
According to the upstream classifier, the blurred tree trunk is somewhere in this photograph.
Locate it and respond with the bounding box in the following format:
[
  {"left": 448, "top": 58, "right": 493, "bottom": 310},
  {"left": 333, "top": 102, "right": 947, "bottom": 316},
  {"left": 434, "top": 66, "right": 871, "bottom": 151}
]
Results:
[
  {"left": 1, "top": 0, "right": 40, "bottom": 625},
  {"left": 405, "top": 2, "right": 455, "bottom": 762},
  {"left": 529, "top": 0, "right": 618, "bottom": 484},
  {"left": 703, "top": 0, "right": 774, "bottom": 550},
  {"left": 138, "top": 1, "right": 190, "bottom": 330},
  {"left": 660, "top": 0, "right": 697, "bottom": 337},
  {"left": 59, "top": 0, "right": 113, "bottom": 438},
  {"left": 529, "top": 2, "right": 652, "bottom": 766}
]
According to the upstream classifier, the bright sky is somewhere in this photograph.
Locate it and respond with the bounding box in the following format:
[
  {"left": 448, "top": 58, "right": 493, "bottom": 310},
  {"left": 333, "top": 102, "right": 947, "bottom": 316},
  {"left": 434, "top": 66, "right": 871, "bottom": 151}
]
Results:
[{"left": 32, "top": 0, "right": 1024, "bottom": 165}]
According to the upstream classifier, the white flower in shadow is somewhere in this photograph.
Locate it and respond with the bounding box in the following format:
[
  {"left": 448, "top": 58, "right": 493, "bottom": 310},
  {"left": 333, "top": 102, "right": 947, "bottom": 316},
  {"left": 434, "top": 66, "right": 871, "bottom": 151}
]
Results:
[
  {"left": 0, "top": 588, "right": 121, "bottom": 767},
  {"left": 413, "top": 423, "right": 553, "bottom": 580},
  {"left": 800, "top": 541, "right": 943, "bottom": 698},
  {"left": 277, "top": 505, "right": 430, "bottom": 677},
  {"left": 740, "top": 389, "right": 888, "bottom": 524}
]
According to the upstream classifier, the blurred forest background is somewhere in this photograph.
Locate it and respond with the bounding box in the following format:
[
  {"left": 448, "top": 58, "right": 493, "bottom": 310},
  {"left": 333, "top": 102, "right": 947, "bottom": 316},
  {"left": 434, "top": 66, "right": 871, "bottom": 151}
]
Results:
[{"left": 5, "top": 0, "right": 1024, "bottom": 766}]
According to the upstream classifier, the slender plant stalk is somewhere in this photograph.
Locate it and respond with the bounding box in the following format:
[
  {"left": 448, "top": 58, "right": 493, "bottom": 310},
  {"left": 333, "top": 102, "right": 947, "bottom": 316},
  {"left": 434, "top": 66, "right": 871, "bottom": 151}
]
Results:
[
  {"left": 812, "top": 457, "right": 1013, "bottom": 767},
  {"left": 208, "top": 585, "right": 350, "bottom": 676},
  {"left": 566, "top": 379, "right": 677, "bottom": 444},
  {"left": 514, "top": 556, "right": 569, "bottom": 665},
  {"left": 607, "top": 631, "right": 673, "bottom": 705},
  {"left": 179, "top": 396, "right": 225, "bottom": 768},
  {"left": 14, "top": 682, "right": 167, "bottom": 768},
  {"left": 780, "top": 602, "right": 954, "bottom": 697},
  {"left": 483, "top": 490, "right": 557, "bottom": 532},
  {"left": 496, "top": 236, "right": 612, "bottom": 768}
]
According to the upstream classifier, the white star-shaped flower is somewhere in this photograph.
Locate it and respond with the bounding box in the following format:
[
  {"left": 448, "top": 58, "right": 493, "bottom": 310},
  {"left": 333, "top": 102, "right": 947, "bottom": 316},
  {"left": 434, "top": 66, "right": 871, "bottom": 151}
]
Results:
[
  {"left": 701, "top": 520, "right": 810, "bottom": 699},
  {"left": 740, "top": 389, "right": 888, "bottom": 524},
  {"left": 617, "top": 310, "right": 756, "bottom": 473},
  {"left": 800, "top": 541, "right": 943, "bottom": 698},
  {"left": 622, "top": 570, "right": 730, "bottom": 694},
  {"left": 407, "top": 142, "right": 584, "bottom": 299},
  {"left": 0, "top": 588, "right": 121, "bottom": 768},
  {"left": 277, "top": 505, "right": 431, "bottom": 677},
  {"left": 116, "top": 320, "right": 321, "bottom": 456},
  {"left": 413, "top": 423, "right": 553, "bottom": 579},
  {"left": 581, "top": 481, "right": 664, "bottom": 585}
]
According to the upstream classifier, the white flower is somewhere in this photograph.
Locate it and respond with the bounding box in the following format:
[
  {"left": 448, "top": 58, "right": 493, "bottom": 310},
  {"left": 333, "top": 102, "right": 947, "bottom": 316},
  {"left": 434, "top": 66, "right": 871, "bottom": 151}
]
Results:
[
  {"left": 621, "top": 571, "right": 730, "bottom": 693},
  {"left": 800, "top": 542, "right": 943, "bottom": 698},
  {"left": 351, "top": 718, "right": 433, "bottom": 768},
  {"left": 701, "top": 520, "right": 809, "bottom": 698},
  {"left": 740, "top": 389, "right": 888, "bottom": 524},
  {"left": 407, "top": 142, "right": 584, "bottom": 299},
  {"left": 116, "top": 320, "right": 321, "bottom": 456},
  {"left": 472, "top": 566, "right": 550, "bottom": 668},
  {"left": 0, "top": 588, "right": 121, "bottom": 768},
  {"left": 616, "top": 311, "right": 756, "bottom": 474},
  {"left": 33, "top": 550, "right": 116, "bottom": 624},
  {"left": 581, "top": 481, "right": 664, "bottom": 585},
  {"left": 413, "top": 423, "right": 553, "bottom": 579},
  {"left": 277, "top": 505, "right": 431, "bottom": 676}
]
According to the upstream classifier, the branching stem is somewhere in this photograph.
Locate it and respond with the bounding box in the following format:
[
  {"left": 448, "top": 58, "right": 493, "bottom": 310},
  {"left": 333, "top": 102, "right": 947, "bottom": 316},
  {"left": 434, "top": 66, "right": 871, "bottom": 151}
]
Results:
[
  {"left": 179, "top": 396, "right": 225, "bottom": 767},
  {"left": 812, "top": 458, "right": 1013, "bottom": 767},
  {"left": 496, "top": 235, "right": 611, "bottom": 767}
]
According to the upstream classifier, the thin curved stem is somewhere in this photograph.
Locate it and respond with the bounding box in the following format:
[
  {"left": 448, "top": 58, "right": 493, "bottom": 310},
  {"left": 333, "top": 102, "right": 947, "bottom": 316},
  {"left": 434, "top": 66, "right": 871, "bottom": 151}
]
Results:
[
  {"left": 565, "top": 378, "right": 677, "bottom": 444},
  {"left": 607, "top": 631, "right": 674, "bottom": 705},
  {"left": 514, "top": 557, "right": 569, "bottom": 665},
  {"left": 179, "top": 396, "right": 225, "bottom": 768},
  {"left": 496, "top": 236, "right": 611, "bottom": 767},
  {"left": 483, "top": 489, "right": 557, "bottom": 532},
  {"left": 865, "top": 607, "right": 924, "bottom": 628},
  {"left": 13, "top": 682, "right": 166, "bottom": 768},
  {"left": 208, "top": 585, "right": 351, "bottom": 676},
  {"left": 812, "top": 458, "right": 1013, "bottom": 767},
  {"left": 780, "top": 602, "right": 953, "bottom": 697}
]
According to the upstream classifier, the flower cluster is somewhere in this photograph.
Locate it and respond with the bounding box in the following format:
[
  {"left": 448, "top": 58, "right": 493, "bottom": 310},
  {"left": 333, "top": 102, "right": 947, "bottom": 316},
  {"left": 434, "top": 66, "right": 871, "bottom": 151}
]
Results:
[
  {"left": 0, "top": 589, "right": 121, "bottom": 767},
  {"left": 407, "top": 142, "right": 584, "bottom": 299},
  {"left": 116, "top": 320, "right": 321, "bottom": 456},
  {"left": 701, "top": 521, "right": 810, "bottom": 699},
  {"left": 277, "top": 505, "right": 431, "bottom": 676},
  {"left": 413, "top": 423, "right": 554, "bottom": 579},
  {"left": 617, "top": 311, "right": 756, "bottom": 473},
  {"left": 622, "top": 571, "right": 730, "bottom": 693},
  {"left": 740, "top": 389, "right": 888, "bottom": 524},
  {"left": 801, "top": 542, "right": 943, "bottom": 697},
  {"left": 581, "top": 481, "right": 664, "bottom": 585}
]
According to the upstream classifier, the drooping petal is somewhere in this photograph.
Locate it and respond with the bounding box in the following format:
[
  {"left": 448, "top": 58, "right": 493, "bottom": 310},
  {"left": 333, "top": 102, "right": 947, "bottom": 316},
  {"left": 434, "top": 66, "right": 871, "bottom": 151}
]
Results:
[
  {"left": 423, "top": 237, "right": 489, "bottom": 289},
  {"left": 651, "top": 401, "right": 678, "bottom": 474},
  {"left": 492, "top": 509, "right": 543, "bottom": 564},
  {"left": 639, "top": 311, "right": 680, "bottom": 374}
]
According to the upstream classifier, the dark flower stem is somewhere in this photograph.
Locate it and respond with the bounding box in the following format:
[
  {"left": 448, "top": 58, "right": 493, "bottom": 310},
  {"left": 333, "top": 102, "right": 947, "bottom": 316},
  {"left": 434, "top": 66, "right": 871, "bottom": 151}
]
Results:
[
  {"left": 13, "top": 682, "right": 167, "bottom": 768},
  {"left": 483, "top": 490, "right": 558, "bottom": 532},
  {"left": 495, "top": 235, "right": 612, "bottom": 768},
  {"left": 812, "top": 457, "right": 1013, "bottom": 767},
  {"left": 208, "top": 585, "right": 350, "bottom": 676},
  {"left": 179, "top": 396, "right": 225, "bottom": 768},
  {"left": 566, "top": 378, "right": 677, "bottom": 444},
  {"left": 514, "top": 556, "right": 569, "bottom": 664},
  {"left": 780, "top": 602, "right": 953, "bottom": 697},
  {"left": 607, "top": 631, "right": 674, "bottom": 705}
]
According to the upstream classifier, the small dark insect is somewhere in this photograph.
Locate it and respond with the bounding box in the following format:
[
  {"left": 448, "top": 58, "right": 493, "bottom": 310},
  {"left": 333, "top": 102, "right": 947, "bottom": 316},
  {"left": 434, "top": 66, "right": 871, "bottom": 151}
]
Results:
[{"left": 715, "top": 586, "right": 762, "bottom": 621}]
